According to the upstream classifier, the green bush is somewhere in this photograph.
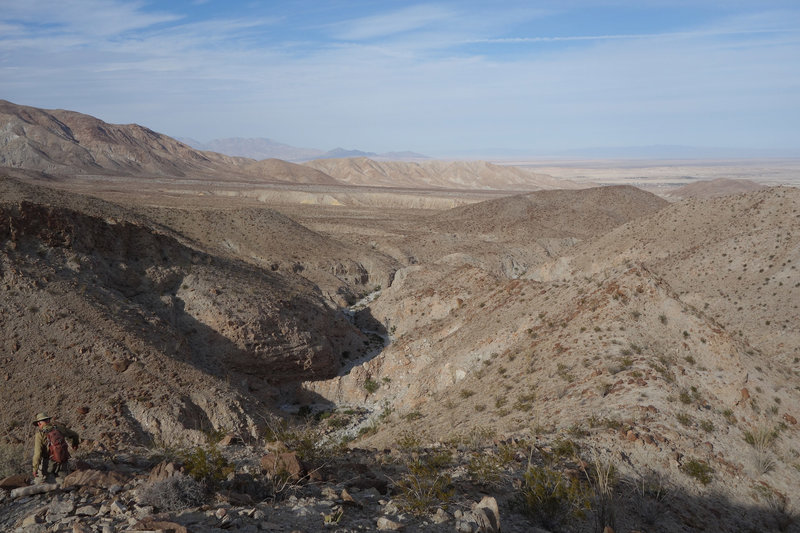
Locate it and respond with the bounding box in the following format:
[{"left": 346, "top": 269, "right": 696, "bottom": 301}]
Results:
[
  {"left": 364, "top": 378, "right": 379, "bottom": 394},
  {"left": 393, "top": 452, "right": 455, "bottom": 515},
  {"left": 516, "top": 464, "right": 589, "bottom": 529},
  {"left": 467, "top": 451, "right": 511, "bottom": 488},
  {"left": 681, "top": 459, "right": 713, "bottom": 485},
  {"left": 181, "top": 445, "right": 234, "bottom": 486}
]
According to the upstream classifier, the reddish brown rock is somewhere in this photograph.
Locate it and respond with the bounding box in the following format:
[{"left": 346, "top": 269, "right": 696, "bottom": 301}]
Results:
[
  {"left": 61, "top": 469, "right": 129, "bottom": 489},
  {"left": 783, "top": 413, "right": 797, "bottom": 425},
  {"left": 0, "top": 474, "right": 29, "bottom": 489},
  {"left": 738, "top": 388, "right": 750, "bottom": 405},
  {"left": 261, "top": 452, "right": 305, "bottom": 481},
  {"left": 147, "top": 461, "right": 184, "bottom": 483},
  {"left": 133, "top": 519, "right": 189, "bottom": 533}
]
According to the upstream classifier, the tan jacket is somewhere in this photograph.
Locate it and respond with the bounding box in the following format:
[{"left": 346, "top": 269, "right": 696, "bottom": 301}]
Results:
[{"left": 32, "top": 423, "right": 80, "bottom": 471}]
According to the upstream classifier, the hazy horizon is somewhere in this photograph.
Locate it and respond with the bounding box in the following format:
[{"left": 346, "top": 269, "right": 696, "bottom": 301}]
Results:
[{"left": 2, "top": 1, "right": 798, "bottom": 155}]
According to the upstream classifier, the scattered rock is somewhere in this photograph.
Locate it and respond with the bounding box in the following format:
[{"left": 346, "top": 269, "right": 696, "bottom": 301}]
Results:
[
  {"left": 376, "top": 516, "right": 405, "bottom": 530},
  {"left": 133, "top": 518, "right": 190, "bottom": 533}
]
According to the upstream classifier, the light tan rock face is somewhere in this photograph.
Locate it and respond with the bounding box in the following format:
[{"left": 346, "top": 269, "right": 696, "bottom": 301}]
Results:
[{"left": 304, "top": 157, "right": 580, "bottom": 191}]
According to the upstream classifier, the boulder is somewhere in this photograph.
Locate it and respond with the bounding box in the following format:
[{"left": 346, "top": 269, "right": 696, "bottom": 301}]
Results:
[
  {"left": 0, "top": 473, "right": 29, "bottom": 489},
  {"left": 260, "top": 452, "right": 304, "bottom": 481},
  {"left": 472, "top": 495, "right": 500, "bottom": 533},
  {"left": 10, "top": 483, "right": 59, "bottom": 498}
]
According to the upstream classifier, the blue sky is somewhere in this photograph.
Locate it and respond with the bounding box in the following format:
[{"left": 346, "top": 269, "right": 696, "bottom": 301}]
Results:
[{"left": 1, "top": 1, "right": 799, "bottom": 156}]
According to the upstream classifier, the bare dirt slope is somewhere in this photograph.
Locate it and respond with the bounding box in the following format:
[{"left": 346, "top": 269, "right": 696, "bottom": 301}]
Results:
[
  {"left": 304, "top": 157, "right": 576, "bottom": 191},
  {"left": 0, "top": 176, "right": 367, "bottom": 448},
  {"left": 666, "top": 177, "right": 766, "bottom": 199},
  {"left": 288, "top": 185, "right": 668, "bottom": 280}
]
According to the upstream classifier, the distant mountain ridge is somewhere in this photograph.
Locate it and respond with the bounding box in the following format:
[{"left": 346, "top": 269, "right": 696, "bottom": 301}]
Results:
[
  {"left": 0, "top": 100, "right": 574, "bottom": 191},
  {"left": 179, "top": 137, "right": 429, "bottom": 162},
  {"left": 178, "top": 137, "right": 326, "bottom": 162}
]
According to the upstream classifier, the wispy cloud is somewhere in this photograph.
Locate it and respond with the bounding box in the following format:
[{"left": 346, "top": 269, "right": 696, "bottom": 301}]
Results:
[
  {"left": 331, "top": 4, "right": 455, "bottom": 41},
  {"left": 1, "top": 0, "right": 180, "bottom": 37},
  {"left": 0, "top": 1, "right": 798, "bottom": 153}
]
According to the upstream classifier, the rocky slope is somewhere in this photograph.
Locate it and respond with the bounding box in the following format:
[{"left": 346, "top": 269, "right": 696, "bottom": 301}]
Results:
[
  {"left": 0, "top": 176, "right": 367, "bottom": 447},
  {"left": 300, "top": 186, "right": 800, "bottom": 531}
]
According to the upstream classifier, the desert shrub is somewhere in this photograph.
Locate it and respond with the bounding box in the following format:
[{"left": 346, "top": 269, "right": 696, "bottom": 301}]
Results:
[
  {"left": 681, "top": 458, "right": 713, "bottom": 485},
  {"left": 744, "top": 424, "right": 780, "bottom": 474},
  {"left": 550, "top": 438, "right": 579, "bottom": 462},
  {"left": 679, "top": 390, "right": 692, "bottom": 404},
  {"left": 516, "top": 464, "right": 589, "bottom": 529},
  {"left": 467, "top": 448, "right": 514, "bottom": 488},
  {"left": 0, "top": 442, "right": 26, "bottom": 478},
  {"left": 630, "top": 468, "right": 670, "bottom": 525},
  {"left": 676, "top": 412, "right": 693, "bottom": 427},
  {"left": 364, "top": 378, "right": 379, "bottom": 394},
  {"left": 753, "top": 485, "right": 796, "bottom": 532},
  {"left": 137, "top": 473, "right": 205, "bottom": 511},
  {"left": 181, "top": 445, "right": 234, "bottom": 486},
  {"left": 393, "top": 451, "right": 455, "bottom": 515},
  {"left": 582, "top": 454, "right": 618, "bottom": 533}
]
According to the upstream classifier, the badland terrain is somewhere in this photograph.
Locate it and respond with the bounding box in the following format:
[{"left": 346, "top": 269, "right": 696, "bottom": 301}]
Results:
[{"left": 0, "top": 100, "right": 799, "bottom": 532}]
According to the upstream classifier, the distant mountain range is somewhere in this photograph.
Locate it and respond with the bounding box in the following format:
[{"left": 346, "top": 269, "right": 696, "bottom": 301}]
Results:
[
  {"left": 178, "top": 137, "right": 429, "bottom": 162},
  {"left": 0, "top": 100, "right": 569, "bottom": 191}
]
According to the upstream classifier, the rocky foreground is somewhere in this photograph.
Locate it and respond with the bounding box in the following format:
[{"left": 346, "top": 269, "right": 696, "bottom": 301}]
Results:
[{"left": 1, "top": 419, "right": 796, "bottom": 533}]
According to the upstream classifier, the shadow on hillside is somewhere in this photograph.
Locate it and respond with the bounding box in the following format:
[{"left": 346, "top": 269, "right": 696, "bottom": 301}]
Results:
[
  {"left": 584, "top": 481, "right": 797, "bottom": 533},
  {"left": 338, "top": 305, "right": 389, "bottom": 376},
  {"left": 510, "top": 462, "right": 799, "bottom": 533}
]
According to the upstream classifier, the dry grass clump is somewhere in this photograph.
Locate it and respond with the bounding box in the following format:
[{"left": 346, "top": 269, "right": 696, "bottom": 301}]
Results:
[
  {"left": 743, "top": 424, "right": 780, "bottom": 474},
  {"left": 392, "top": 450, "right": 455, "bottom": 515},
  {"left": 136, "top": 473, "right": 205, "bottom": 511}
]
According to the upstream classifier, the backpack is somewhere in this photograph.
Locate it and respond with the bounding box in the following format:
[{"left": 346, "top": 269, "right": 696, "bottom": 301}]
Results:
[{"left": 45, "top": 428, "right": 70, "bottom": 464}]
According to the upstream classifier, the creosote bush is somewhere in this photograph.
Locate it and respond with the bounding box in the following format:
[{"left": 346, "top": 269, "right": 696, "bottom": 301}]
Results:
[{"left": 181, "top": 445, "right": 234, "bottom": 486}]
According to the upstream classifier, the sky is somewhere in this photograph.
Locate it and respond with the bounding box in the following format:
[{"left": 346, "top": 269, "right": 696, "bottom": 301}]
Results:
[{"left": 1, "top": 0, "right": 799, "bottom": 157}]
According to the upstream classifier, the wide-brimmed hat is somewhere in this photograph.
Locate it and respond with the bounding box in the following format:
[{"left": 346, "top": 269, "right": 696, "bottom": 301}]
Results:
[{"left": 32, "top": 412, "right": 51, "bottom": 426}]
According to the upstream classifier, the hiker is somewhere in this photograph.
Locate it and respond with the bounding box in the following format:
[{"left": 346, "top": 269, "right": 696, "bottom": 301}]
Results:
[{"left": 31, "top": 412, "right": 80, "bottom": 483}]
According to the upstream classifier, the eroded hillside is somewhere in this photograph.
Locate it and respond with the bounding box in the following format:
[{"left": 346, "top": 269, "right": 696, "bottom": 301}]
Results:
[
  {"left": 301, "top": 186, "right": 799, "bottom": 530},
  {"left": 0, "top": 177, "right": 366, "bottom": 447}
]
